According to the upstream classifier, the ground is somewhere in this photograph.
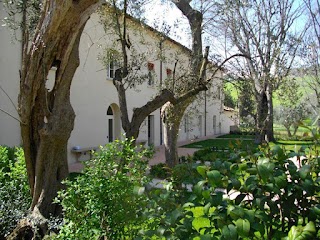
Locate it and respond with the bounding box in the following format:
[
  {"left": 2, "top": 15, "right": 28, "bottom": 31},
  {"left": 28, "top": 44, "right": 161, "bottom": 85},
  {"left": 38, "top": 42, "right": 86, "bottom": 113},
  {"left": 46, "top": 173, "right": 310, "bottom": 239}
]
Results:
[{"left": 68, "top": 135, "right": 216, "bottom": 172}]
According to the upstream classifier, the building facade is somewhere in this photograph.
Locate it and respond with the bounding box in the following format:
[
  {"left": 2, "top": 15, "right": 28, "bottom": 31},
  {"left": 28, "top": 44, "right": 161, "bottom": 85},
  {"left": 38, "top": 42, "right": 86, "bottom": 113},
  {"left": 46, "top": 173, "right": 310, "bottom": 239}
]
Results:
[{"left": 0, "top": 5, "right": 232, "bottom": 163}]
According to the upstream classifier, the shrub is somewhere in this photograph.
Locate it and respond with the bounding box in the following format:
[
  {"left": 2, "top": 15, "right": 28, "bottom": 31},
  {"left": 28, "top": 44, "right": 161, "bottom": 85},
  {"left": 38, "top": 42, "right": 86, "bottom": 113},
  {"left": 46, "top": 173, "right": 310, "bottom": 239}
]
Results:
[
  {"left": 172, "top": 162, "right": 199, "bottom": 187},
  {"left": 149, "top": 163, "right": 170, "bottom": 179},
  {"left": 55, "top": 139, "right": 153, "bottom": 239},
  {"left": 142, "top": 144, "right": 320, "bottom": 239},
  {"left": 193, "top": 147, "right": 214, "bottom": 162},
  {"left": 0, "top": 146, "right": 31, "bottom": 238}
]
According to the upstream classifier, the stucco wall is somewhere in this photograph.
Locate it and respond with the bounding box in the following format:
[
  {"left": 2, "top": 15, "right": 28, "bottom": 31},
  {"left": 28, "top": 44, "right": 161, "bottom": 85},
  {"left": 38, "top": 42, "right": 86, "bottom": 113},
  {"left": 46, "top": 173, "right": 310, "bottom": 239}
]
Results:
[
  {"left": 0, "top": 8, "right": 229, "bottom": 164},
  {"left": 0, "top": 5, "right": 21, "bottom": 147}
]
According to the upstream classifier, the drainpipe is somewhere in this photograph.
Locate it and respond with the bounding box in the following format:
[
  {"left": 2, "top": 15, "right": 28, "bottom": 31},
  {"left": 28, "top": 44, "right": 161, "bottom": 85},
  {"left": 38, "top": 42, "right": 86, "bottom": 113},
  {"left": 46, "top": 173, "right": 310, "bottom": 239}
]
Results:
[
  {"left": 159, "top": 39, "right": 163, "bottom": 145},
  {"left": 204, "top": 90, "right": 207, "bottom": 136}
]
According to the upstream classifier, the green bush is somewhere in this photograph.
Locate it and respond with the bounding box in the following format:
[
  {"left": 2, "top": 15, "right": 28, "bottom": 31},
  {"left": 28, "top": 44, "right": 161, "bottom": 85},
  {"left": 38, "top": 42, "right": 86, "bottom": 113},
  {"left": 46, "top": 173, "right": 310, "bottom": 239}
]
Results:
[
  {"left": 55, "top": 139, "right": 153, "bottom": 239},
  {"left": 141, "top": 144, "right": 320, "bottom": 239},
  {"left": 0, "top": 146, "right": 31, "bottom": 238},
  {"left": 172, "top": 162, "right": 199, "bottom": 187},
  {"left": 149, "top": 163, "right": 170, "bottom": 179}
]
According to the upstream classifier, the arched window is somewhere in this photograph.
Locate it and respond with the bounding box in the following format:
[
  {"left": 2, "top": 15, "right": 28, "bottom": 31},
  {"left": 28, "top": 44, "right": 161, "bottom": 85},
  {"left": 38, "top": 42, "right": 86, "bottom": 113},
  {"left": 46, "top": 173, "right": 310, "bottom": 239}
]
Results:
[{"left": 107, "top": 106, "right": 113, "bottom": 115}]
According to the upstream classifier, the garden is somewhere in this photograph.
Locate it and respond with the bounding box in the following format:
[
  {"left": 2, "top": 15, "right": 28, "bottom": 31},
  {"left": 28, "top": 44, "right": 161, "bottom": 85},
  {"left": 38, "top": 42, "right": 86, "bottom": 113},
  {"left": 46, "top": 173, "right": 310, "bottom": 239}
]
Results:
[{"left": 1, "top": 129, "right": 320, "bottom": 239}]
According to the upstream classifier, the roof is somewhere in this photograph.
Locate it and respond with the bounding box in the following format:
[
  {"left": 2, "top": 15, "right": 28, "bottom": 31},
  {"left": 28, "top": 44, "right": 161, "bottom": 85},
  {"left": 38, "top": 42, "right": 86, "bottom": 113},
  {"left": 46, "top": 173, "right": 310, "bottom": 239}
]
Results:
[
  {"left": 100, "top": 4, "right": 191, "bottom": 54},
  {"left": 100, "top": 4, "right": 218, "bottom": 67}
]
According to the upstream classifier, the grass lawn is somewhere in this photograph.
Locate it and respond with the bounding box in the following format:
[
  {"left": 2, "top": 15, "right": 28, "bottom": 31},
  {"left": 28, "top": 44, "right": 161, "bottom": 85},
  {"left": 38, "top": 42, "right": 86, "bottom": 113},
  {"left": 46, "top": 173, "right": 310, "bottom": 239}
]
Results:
[
  {"left": 273, "top": 124, "right": 316, "bottom": 139},
  {"left": 182, "top": 137, "right": 256, "bottom": 150},
  {"left": 216, "top": 134, "right": 255, "bottom": 139},
  {"left": 183, "top": 134, "right": 318, "bottom": 154},
  {"left": 270, "top": 140, "right": 316, "bottom": 153}
]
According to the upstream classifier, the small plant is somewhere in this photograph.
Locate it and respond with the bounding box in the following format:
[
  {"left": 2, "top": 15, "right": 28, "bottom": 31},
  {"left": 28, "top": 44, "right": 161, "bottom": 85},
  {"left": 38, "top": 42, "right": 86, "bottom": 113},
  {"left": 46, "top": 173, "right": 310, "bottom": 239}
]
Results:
[
  {"left": 55, "top": 139, "right": 153, "bottom": 239},
  {"left": 0, "top": 146, "right": 31, "bottom": 238},
  {"left": 141, "top": 141, "right": 320, "bottom": 239},
  {"left": 149, "top": 163, "right": 170, "bottom": 179}
]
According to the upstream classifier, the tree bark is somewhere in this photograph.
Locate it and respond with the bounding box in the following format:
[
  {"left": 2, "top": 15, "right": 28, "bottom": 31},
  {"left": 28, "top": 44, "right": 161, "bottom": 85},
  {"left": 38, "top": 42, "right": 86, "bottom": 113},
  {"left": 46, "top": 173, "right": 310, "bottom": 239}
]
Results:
[
  {"left": 114, "top": 78, "right": 175, "bottom": 144},
  {"left": 254, "top": 85, "right": 275, "bottom": 143},
  {"left": 15, "top": 0, "right": 103, "bottom": 233},
  {"left": 162, "top": 98, "right": 194, "bottom": 168},
  {"left": 254, "top": 91, "right": 268, "bottom": 144},
  {"left": 161, "top": 0, "right": 205, "bottom": 167},
  {"left": 162, "top": 103, "right": 183, "bottom": 168},
  {"left": 109, "top": 3, "right": 177, "bottom": 146},
  {"left": 163, "top": 116, "right": 180, "bottom": 168},
  {"left": 265, "top": 85, "right": 275, "bottom": 142}
]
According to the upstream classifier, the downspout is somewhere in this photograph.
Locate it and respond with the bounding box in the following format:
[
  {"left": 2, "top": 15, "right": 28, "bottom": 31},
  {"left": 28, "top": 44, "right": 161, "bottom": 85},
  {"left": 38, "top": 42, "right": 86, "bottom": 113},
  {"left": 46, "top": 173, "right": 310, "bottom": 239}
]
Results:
[
  {"left": 204, "top": 90, "right": 207, "bottom": 136},
  {"left": 159, "top": 39, "right": 163, "bottom": 145}
]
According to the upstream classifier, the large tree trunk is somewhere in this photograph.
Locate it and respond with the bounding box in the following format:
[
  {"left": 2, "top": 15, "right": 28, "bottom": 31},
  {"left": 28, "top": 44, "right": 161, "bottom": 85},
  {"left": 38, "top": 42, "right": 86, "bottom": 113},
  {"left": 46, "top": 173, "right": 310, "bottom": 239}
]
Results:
[
  {"left": 161, "top": 0, "right": 204, "bottom": 167},
  {"left": 254, "top": 85, "right": 275, "bottom": 144},
  {"left": 162, "top": 99, "right": 193, "bottom": 168},
  {"left": 113, "top": 78, "right": 175, "bottom": 145},
  {"left": 11, "top": 1, "right": 103, "bottom": 237},
  {"left": 255, "top": 91, "right": 268, "bottom": 144},
  {"left": 163, "top": 117, "right": 180, "bottom": 168},
  {"left": 265, "top": 85, "right": 275, "bottom": 142}
]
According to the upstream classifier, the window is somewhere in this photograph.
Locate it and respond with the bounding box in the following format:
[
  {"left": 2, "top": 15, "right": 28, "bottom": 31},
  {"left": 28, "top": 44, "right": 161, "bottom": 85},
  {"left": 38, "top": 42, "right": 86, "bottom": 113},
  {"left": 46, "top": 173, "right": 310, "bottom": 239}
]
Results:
[
  {"left": 147, "top": 62, "right": 155, "bottom": 86},
  {"left": 217, "top": 86, "right": 221, "bottom": 100},
  {"left": 107, "top": 61, "right": 119, "bottom": 79},
  {"left": 213, "top": 115, "right": 217, "bottom": 130},
  {"left": 166, "top": 68, "right": 172, "bottom": 78},
  {"left": 184, "top": 117, "right": 189, "bottom": 133},
  {"left": 107, "top": 106, "right": 113, "bottom": 115}
]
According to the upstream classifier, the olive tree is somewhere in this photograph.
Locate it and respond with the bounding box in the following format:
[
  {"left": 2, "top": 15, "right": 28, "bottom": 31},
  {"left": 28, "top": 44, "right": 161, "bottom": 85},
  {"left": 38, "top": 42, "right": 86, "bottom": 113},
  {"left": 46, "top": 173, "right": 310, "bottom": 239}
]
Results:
[
  {"left": 3, "top": 0, "right": 106, "bottom": 237},
  {"left": 210, "top": 0, "right": 306, "bottom": 143},
  {"left": 99, "top": 2, "right": 176, "bottom": 144}
]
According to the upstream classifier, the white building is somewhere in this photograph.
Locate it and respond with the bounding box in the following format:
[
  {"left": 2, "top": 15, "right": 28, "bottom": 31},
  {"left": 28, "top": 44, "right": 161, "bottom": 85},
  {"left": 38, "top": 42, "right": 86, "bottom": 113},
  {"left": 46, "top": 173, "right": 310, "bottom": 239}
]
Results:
[{"left": 0, "top": 5, "right": 232, "bottom": 163}]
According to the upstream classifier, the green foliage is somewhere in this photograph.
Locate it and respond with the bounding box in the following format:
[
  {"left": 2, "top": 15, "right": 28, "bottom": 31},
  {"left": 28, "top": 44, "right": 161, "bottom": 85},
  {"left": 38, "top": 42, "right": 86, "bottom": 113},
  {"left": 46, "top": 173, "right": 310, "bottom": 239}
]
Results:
[
  {"left": 3, "top": 0, "right": 42, "bottom": 37},
  {"left": 224, "top": 87, "right": 237, "bottom": 109},
  {"left": 274, "top": 104, "right": 311, "bottom": 137},
  {"left": 287, "top": 222, "right": 316, "bottom": 240},
  {"left": 55, "top": 139, "right": 153, "bottom": 239},
  {"left": 150, "top": 163, "right": 170, "bottom": 179},
  {"left": 0, "top": 146, "right": 31, "bottom": 238},
  {"left": 172, "top": 162, "right": 199, "bottom": 187},
  {"left": 140, "top": 143, "right": 320, "bottom": 239}
]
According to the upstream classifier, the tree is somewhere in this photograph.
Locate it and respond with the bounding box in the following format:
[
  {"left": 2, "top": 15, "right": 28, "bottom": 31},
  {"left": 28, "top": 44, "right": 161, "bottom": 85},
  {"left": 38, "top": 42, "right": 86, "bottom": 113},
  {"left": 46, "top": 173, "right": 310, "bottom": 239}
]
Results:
[
  {"left": 162, "top": 0, "right": 245, "bottom": 167},
  {"left": 212, "top": 0, "right": 305, "bottom": 143},
  {"left": 99, "top": 2, "right": 176, "bottom": 145},
  {"left": 3, "top": 0, "right": 105, "bottom": 237},
  {"left": 237, "top": 80, "right": 256, "bottom": 130},
  {"left": 275, "top": 104, "right": 311, "bottom": 137},
  {"left": 223, "top": 86, "right": 237, "bottom": 109},
  {"left": 302, "top": 0, "right": 320, "bottom": 109}
]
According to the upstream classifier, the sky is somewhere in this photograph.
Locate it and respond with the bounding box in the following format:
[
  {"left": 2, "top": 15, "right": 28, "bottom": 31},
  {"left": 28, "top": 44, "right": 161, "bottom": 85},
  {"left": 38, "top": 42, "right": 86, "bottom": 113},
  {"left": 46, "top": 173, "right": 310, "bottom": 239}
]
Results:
[{"left": 143, "top": 0, "right": 191, "bottom": 48}]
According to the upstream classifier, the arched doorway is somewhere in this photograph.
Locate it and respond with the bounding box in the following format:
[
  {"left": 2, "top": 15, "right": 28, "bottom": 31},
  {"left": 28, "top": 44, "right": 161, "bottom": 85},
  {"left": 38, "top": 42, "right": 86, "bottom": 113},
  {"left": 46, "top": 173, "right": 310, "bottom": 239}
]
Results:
[
  {"left": 107, "top": 106, "right": 114, "bottom": 142},
  {"left": 107, "top": 104, "right": 121, "bottom": 142}
]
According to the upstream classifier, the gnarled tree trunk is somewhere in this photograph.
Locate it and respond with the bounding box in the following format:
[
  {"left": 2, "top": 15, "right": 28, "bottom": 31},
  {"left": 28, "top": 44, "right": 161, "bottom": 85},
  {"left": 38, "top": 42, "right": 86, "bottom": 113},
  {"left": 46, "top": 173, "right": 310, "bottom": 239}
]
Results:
[
  {"left": 254, "top": 85, "right": 275, "bottom": 144},
  {"left": 113, "top": 77, "right": 175, "bottom": 144},
  {"left": 162, "top": 0, "right": 205, "bottom": 167},
  {"left": 10, "top": 1, "right": 103, "bottom": 238},
  {"left": 162, "top": 103, "right": 183, "bottom": 168}
]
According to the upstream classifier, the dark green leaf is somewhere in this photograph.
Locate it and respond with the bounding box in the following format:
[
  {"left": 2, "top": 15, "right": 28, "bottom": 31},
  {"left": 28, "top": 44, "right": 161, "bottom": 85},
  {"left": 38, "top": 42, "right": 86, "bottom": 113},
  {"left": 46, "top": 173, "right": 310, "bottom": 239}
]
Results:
[
  {"left": 222, "top": 224, "right": 238, "bottom": 240},
  {"left": 207, "top": 170, "right": 222, "bottom": 186},
  {"left": 197, "top": 166, "right": 207, "bottom": 178},
  {"left": 235, "top": 218, "right": 250, "bottom": 237},
  {"left": 299, "top": 165, "right": 311, "bottom": 179}
]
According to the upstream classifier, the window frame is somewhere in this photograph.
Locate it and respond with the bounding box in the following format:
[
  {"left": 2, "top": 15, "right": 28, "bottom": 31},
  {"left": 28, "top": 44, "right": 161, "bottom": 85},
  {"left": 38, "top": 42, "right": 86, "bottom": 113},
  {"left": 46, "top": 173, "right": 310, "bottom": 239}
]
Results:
[
  {"left": 147, "top": 62, "right": 155, "bottom": 86},
  {"left": 107, "top": 61, "right": 119, "bottom": 79}
]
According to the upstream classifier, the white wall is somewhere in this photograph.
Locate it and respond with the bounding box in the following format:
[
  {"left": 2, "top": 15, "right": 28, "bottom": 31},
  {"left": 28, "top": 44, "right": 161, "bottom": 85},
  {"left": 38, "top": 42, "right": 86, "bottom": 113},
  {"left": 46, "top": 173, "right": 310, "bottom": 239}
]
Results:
[
  {"left": 0, "top": 8, "right": 230, "bottom": 163},
  {"left": 66, "top": 12, "right": 229, "bottom": 163},
  {"left": 0, "top": 5, "right": 21, "bottom": 147}
]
